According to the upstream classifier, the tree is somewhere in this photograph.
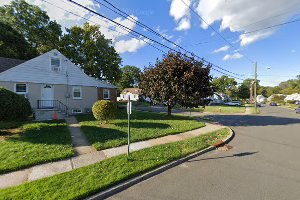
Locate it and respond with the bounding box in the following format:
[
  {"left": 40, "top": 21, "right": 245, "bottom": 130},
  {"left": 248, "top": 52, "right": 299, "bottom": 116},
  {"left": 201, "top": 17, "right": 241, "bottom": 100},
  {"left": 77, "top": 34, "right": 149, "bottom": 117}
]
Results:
[
  {"left": 237, "top": 78, "right": 260, "bottom": 99},
  {"left": 118, "top": 65, "right": 141, "bottom": 91},
  {"left": 211, "top": 75, "right": 238, "bottom": 98},
  {"left": 0, "top": 22, "right": 38, "bottom": 59},
  {"left": 140, "top": 52, "right": 214, "bottom": 115},
  {"left": 0, "top": 0, "right": 62, "bottom": 54},
  {"left": 60, "top": 23, "right": 122, "bottom": 84}
]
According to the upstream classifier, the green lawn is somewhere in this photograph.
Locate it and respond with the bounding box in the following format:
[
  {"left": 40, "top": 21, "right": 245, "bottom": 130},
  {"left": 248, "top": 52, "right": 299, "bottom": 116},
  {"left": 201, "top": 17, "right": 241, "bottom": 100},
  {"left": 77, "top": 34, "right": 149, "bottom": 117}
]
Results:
[
  {"left": 0, "top": 120, "right": 74, "bottom": 174},
  {"left": 76, "top": 110, "right": 205, "bottom": 150},
  {"left": 192, "top": 105, "right": 246, "bottom": 113},
  {"left": 0, "top": 128, "right": 229, "bottom": 200}
]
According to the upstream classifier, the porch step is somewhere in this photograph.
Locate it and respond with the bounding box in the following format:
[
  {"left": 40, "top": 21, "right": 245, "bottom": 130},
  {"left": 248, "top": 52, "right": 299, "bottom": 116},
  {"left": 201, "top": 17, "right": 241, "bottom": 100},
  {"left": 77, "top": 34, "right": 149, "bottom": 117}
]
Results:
[{"left": 35, "top": 109, "right": 67, "bottom": 121}]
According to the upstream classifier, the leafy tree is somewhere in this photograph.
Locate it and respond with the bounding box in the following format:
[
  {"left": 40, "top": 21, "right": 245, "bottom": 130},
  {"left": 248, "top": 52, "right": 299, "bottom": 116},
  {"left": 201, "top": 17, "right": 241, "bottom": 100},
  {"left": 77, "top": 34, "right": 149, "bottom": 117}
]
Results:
[
  {"left": 118, "top": 65, "right": 141, "bottom": 91},
  {"left": 60, "top": 23, "right": 122, "bottom": 84},
  {"left": 0, "top": 22, "right": 38, "bottom": 59},
  {"left": 237, "top": 78, "right": 260, "bottom": 99},
  {"left": 0, "top": 0, "right": 62, "bottom": 54},
  {"left": 140, "top": 52, "right": 214, "bottom": 115},
  {"left": 212, "top": 75, "right": 238, "bottom": 98}
]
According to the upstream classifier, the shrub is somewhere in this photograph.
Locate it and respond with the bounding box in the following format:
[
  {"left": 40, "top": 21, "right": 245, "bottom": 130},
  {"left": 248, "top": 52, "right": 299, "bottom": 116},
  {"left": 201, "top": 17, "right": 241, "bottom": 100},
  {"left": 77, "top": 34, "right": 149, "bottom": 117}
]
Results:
[
  {"left": 92, "top": 100, "right": 117, "bottom": 123},
  {"left": 287, "top": 100, "right": 296, "bottom": 104},
  {"left": 0, "top": 88, "right": 32, "bottom": 121}
]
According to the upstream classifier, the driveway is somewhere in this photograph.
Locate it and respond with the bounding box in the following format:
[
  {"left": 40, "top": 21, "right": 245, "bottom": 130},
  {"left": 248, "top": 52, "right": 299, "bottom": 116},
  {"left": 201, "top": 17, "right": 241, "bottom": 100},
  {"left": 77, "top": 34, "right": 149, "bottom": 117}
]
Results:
[{"left": 109, "top": 106, "right": 300, "bottom": 200}]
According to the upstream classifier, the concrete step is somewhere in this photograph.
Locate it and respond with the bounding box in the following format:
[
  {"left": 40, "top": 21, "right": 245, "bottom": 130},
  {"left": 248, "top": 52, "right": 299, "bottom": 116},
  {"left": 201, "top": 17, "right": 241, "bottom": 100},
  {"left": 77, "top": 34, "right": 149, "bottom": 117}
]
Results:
[{"left": 35, "top": 109, "right": 67, "bottom": 121}]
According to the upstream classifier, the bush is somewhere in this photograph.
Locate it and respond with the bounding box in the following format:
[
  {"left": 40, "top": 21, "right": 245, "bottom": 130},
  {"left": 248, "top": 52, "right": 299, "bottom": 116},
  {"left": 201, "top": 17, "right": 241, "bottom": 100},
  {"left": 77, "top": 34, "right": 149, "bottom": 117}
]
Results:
[
  {"left": 0, "top": 88, "right": 32, "bottom": 121},
  {"left": 92, "top": 100, "right": 117, "bottom": 123},
  {"left": 287, "top": 100, "right": 296, "bottom": 104}
]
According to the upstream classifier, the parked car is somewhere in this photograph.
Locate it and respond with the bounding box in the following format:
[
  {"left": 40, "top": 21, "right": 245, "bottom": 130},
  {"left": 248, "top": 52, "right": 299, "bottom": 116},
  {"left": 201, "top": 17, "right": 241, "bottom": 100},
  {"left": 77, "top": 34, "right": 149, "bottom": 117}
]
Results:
[
  {"left": 296, "top": 107, "right": 300, "bottom": 114},
  {"left": 270, "top": 102, "right": 277, "bottom": 106},
  {"left": 295, "top": 101, "right": 300, "bottom": 105},
  {"left": 225, "top": 101, "right": 241, "bottom": 106},
  {"left": 256, "top": 103, "right": 262, "bottom": 107}
]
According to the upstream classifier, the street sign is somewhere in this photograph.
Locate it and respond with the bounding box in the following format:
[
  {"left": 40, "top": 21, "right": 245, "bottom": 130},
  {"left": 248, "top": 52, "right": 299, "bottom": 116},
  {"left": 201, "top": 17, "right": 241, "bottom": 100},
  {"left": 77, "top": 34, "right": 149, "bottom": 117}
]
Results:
[{"left": 127, "top": 101, "right": 132, "bottom": 115}]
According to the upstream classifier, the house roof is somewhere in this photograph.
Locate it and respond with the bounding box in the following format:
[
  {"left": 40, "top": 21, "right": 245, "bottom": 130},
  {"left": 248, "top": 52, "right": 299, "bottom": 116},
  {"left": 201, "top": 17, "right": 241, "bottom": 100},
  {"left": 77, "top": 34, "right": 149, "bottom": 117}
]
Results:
[
  {"left": 0, "top": 49, "right": 117, "bottom": 88},
  {"left": 0, "top": 57, "right": 25, "bottom": 73},
  {"left": 121, "top": 88, "right": 141, "bottom": 95}
]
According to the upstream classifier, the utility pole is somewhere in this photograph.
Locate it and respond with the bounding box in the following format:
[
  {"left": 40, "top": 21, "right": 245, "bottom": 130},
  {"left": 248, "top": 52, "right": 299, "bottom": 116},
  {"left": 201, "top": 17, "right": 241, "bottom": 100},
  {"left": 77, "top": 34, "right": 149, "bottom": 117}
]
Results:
[{"left": 254, "top": 62, "right": 257, "bottom": 113}]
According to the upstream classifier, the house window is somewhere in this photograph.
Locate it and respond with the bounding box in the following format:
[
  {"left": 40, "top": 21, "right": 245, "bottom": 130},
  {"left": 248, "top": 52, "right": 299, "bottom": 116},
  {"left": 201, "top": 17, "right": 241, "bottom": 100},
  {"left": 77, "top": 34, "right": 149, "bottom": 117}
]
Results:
[
  {"left": 72, "top": 109, "right": 82, "bottom": 114},
  {"left": 73, "top": 87, "right": 82, "bottom": 99},
  {"left": 51, "top": 57, "right": 60, "bottom": 72},
  {"left": 103, "top": 89, "right": 110, "bottom": 99},
  {"left": 15, "top": 83, "right": 27, "bottom": 94}
]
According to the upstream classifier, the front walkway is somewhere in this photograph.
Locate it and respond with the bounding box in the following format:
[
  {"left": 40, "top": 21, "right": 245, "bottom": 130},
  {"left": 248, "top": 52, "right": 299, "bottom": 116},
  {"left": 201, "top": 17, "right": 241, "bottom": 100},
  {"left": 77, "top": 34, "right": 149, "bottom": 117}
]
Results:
[
  {"left": 65, "top": 116, "right": 96, "bottom": 155},
  {"left": 0, "top": 122, "right": 225, "bottom": 189}
]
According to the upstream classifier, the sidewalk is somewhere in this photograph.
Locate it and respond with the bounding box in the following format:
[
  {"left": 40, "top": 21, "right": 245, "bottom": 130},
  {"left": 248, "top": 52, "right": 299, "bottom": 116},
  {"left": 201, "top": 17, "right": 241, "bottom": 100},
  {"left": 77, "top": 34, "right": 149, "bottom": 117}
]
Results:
[{"left": 0, "top": 122, "right": 225, "bottom": 189}]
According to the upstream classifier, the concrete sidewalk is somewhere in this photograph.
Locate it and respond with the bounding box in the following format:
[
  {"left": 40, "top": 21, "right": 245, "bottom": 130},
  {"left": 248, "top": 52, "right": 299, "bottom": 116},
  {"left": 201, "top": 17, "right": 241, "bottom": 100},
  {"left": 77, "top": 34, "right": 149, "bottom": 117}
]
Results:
[{"left": 0, "top": 123, "right": 225, "bottom": 189}]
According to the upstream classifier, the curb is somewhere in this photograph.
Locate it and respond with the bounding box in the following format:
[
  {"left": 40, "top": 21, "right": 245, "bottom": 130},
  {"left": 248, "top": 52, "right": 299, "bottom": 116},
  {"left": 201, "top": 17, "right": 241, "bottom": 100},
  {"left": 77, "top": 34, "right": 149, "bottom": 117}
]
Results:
[{"left": 86, "top": 128, "right": 235, "bottom": 200}]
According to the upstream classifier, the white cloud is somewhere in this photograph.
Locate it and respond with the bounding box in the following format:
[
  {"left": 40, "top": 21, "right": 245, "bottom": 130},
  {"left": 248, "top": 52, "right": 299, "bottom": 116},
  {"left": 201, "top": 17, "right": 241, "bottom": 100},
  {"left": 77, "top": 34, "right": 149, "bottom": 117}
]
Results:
[
  {"left": 291, "top": 49, "right": 296, "bottom": 53},
  {"left": 1, "top": 0, "right": 149, "bottom": 53},
  {"left": 223, "top": 53, "right": 243, "bottom": 60},
  {"left": 155, "top": 26, "right": 173, "bottom": 43},
  {"left": 114, "top": 38, "right": 147, "bottom": 53},
  {"left": 169, "top": 0, "right": 191, "bottom": 31},
  {"left": 196, "top": 0, "right": 300, "bottom": 46},
  {"left": 213, "top": 45, "right": 230, "bottom": 53},
  {"left": 210, "top": 31, "right": 216, "bottom": 36}
]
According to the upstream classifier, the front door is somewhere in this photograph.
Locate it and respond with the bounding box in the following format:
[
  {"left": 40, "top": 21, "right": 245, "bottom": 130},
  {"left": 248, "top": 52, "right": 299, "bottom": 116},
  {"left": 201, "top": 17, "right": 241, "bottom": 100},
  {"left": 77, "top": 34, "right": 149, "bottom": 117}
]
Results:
[{"left": 41, "top": 84, "right": 54, "bottom": 108}]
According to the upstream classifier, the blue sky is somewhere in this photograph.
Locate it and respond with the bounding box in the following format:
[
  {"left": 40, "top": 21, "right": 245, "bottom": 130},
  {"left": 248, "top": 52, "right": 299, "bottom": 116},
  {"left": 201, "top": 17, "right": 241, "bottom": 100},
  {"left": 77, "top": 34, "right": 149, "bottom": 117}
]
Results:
[{"left": 2, "top": 0, "right": 300, "bottom": 86}]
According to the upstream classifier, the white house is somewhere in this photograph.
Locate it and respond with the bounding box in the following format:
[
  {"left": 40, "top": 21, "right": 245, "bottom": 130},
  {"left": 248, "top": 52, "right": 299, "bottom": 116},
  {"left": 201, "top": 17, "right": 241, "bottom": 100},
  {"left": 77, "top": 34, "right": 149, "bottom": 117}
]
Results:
[
  {"left": 118, "top": 88, "right": 141, "bottom": 101},
  {"left": 256, "top": 95, "right": 267, "bottom": 103},
  {"left": 0, "top": 49, "right": 117, "bottom": 119}
]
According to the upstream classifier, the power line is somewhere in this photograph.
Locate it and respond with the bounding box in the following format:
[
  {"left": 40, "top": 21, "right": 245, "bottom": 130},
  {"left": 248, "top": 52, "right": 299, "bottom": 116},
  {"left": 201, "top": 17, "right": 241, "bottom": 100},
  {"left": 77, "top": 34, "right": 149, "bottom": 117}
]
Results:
[
  {"left": 43, "top": 0, "right": 167, "bottom": 54},
  {"left": 59, "top": 0, "right": 244, "bottom": 80},
  {"left": 179, "top": 0, "right": 254, "bottom": 63},
  {"left": 93, "top": 0, "right": 244, "bottom": 77}
]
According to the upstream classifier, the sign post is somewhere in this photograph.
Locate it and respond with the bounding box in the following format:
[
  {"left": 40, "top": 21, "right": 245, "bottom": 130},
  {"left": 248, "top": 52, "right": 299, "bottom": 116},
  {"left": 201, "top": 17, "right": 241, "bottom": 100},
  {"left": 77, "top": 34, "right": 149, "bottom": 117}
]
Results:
[{"left": 127, "top": 95, "right": 132, "bottom": 160}]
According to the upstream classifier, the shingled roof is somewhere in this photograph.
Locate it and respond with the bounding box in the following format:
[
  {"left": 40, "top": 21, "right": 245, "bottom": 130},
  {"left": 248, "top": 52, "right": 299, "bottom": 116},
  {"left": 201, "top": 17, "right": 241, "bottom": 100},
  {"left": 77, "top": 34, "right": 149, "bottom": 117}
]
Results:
[
  {"left": 0, "top": 57, "right": 25, "bottom": 73},
  {"left": 121, "top": 88, "right": 142, "bottom": 95}
]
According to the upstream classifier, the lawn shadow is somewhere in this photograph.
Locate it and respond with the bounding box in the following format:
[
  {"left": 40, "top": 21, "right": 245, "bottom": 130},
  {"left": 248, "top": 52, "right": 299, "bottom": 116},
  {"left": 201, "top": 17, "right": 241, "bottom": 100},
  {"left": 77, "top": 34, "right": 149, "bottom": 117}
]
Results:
[
  {"left": 81, "top": 125, "right": 127, "bottom": 142},
  {"left": 202, "top": 115, "right": 300, "bottom": 126},
  {"left": 113, "top": 121, "right": 171, "bottom": 129},
  {"left": 187, "top": 151, "right": 258, "bottom": 162},
  {"left": 5, "top": 122, "right": 72, "bottom": 145}
]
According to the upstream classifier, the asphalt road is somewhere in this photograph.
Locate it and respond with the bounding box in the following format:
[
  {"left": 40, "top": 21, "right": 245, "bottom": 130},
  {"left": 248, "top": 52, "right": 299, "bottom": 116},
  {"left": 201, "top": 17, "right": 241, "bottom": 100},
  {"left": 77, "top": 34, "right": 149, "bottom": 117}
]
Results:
[{"left": 108, "top": 106, "right": 300, "bottom": 200}]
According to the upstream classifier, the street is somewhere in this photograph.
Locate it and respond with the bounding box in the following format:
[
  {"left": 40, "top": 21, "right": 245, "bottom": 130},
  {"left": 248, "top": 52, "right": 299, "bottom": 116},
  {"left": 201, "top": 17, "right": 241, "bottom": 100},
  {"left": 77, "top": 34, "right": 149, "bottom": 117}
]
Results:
[{"left": 109, "top": 106, "right": 300, "bottom": 200}]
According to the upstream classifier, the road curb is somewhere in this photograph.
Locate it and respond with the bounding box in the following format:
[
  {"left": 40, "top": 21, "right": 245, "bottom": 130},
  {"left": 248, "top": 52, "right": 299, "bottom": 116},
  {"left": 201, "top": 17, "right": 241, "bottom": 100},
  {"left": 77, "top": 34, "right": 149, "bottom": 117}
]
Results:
[{"left": 86, "top": 128, "right": 235, "bottom": 200}]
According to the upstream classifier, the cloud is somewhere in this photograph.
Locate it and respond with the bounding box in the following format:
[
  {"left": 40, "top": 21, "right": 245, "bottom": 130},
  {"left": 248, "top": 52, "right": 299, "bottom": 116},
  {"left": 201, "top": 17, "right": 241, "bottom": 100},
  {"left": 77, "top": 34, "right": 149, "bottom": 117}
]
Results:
[
  {"left": 1, "top": 0, "right": 149, "bottom": 53},
  {"left": 169, "top": 0, "right": 191, "bottom": 31},
  {"left": 291, "top": 49, "right": 296, "bottom": 53},
  {"left": 155, "top": 26, "right": 173, "bottom": 43},
  {"left": 213, "top": 45, "right": 230, "bottom": 53},
  {"left": 223, "top": 53, "right": 243, "bottom": 60},
  {"left": 114, "top": 38, "right": 148, "bottom": 53},
  {"left": 196, "top": 0, "right": 300, "bottom": 46}
]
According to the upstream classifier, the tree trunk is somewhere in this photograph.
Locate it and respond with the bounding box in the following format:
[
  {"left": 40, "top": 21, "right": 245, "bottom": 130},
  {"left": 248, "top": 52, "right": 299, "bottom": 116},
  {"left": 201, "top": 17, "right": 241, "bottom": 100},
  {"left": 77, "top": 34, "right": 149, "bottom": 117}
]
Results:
[{"left": 167, "top": 105, "right": 172, "bottom": 116}]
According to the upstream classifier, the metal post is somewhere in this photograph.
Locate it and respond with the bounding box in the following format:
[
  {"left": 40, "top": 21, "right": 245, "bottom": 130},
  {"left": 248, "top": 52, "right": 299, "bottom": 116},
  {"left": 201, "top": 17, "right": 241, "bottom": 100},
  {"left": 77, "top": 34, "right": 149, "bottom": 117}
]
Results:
[
  {"left": 127, "top": 95, "right": 131, "bottom": 159},
  {"left": 254, "top": 62, "right": 257, "bottom": 113}
]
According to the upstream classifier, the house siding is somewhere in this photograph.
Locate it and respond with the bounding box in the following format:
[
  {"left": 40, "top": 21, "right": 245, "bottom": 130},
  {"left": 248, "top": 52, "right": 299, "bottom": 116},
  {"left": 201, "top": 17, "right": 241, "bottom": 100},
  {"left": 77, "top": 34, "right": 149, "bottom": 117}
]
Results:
[
  {"left": 97, "top": 88, "right": 117, "bottom": 102},
  {"left": 0, "top": 81, "right": 98, "bottom": 114}
]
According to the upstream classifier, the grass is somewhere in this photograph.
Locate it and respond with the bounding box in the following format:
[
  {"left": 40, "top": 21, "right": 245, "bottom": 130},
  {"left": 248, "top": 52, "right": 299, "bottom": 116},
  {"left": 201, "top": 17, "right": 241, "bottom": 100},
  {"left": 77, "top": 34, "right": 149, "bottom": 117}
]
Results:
[
  {"left": 192, "top": 105, "right": 246, "bottom": 113},
  {"left": 280, "top": 103, "right": 299, "bottom": 110},
  {"left": 76, "top": 110, "right": 205, "bottom": 150},
  {"left": 0, "top": 120, "right": 74, "bottom": 174},
  {"left": 0, "top": 128, "right": 229, "bottom": 200}
]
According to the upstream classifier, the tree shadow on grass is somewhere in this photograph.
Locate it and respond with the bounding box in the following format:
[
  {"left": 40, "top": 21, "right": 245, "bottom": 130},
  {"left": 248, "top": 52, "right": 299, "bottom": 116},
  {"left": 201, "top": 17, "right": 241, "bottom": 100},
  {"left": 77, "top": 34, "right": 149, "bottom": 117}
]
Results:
[
  {"left": 80, "top": 125, "right": 127, "bottom": 143},
  {"left": 203, "top": 115, "right": 300, "bottom": 126},
  {"left": 113, "top": 121, "right": 171, "bottom": 129},
  {"left": 5, "top": 122, "right": 72, "bottom": 145}
]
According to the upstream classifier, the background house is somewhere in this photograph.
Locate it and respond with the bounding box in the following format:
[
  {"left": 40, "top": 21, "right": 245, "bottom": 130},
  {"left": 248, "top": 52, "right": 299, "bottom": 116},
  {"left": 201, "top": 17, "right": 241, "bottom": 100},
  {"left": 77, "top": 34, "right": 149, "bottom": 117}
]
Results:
[
  {"left": 0, "top": 49, "right": 117, "bottom": 119},
  {"left": 118, "top": 88, "right": 141, "bottom": 101}
]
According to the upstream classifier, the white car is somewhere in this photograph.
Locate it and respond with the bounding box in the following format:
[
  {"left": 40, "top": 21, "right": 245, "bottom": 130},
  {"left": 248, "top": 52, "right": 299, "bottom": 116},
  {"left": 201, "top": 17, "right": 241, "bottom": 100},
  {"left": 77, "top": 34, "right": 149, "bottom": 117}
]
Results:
[
  {"left": 296, "top": 107, "right": 300, "bottom": 114},
  {"left": 225, "top": 101, "right": 241, "bottom": 106}
]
